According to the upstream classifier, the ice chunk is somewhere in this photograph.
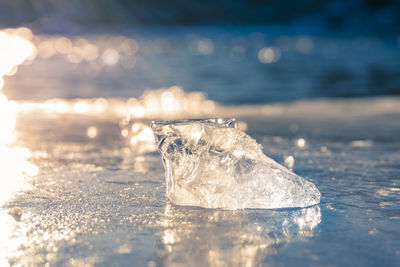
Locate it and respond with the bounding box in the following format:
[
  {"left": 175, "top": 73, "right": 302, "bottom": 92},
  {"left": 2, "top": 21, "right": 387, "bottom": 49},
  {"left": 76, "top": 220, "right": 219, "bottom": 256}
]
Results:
[{"left": 151, "top": 118, "right": 320, "bottom": 210}]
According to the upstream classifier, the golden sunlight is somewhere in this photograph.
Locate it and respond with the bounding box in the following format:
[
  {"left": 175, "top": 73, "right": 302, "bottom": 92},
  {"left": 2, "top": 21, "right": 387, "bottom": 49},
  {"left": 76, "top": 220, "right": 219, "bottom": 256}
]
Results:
[
  {"left": 0, "top": 28, "right": 38, "bottom": 206},
  {"left": 0, "top": 27, "right": 39, "bottom": 265}
]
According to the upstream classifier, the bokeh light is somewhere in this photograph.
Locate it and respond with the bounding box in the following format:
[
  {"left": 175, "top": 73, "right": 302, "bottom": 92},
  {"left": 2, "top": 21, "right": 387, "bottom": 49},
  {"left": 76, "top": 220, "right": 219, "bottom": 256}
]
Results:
[{"left": 258, "top": 47, "right": 281, "bottom": 64}]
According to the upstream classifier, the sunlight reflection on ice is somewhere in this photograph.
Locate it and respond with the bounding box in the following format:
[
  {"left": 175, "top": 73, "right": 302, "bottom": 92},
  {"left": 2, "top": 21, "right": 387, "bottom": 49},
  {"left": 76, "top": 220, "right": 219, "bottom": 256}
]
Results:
[
  {"left": 18, "top": 86, "right": 216, "bottom": 119},
  {"left": 0, "top": 28, "right": 38, "bottom": 205},
  {"left": 0, "top": 27, "right": 39, "bottom": 266},
  {"left": 17, "top": 85, "right": 219, "bottom": 154},
  {"left": 159, "top": 204, "right": 321, "bottom": 266}
]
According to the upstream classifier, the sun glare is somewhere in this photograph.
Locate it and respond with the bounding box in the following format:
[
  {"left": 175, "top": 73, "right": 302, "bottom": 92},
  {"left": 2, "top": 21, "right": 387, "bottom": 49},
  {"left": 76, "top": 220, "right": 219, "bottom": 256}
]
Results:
[
  {"left": 0, "top": 27, "right": 39, "bottom": 264},
  {"left": 0, "top": 28, "right": 38, "bottom": 203}
]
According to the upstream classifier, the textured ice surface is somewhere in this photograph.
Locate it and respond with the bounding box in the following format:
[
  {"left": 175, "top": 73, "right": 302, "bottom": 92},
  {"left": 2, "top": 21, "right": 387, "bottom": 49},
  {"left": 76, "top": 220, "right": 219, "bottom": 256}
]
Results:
[{"left": 151, "top": 119, "right": 321, "bottom": 210}]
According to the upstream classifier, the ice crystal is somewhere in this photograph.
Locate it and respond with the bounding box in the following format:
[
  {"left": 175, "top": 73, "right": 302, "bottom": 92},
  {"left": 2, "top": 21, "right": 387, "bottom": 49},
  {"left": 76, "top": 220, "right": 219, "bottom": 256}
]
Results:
[{"left": 151, "top": 119, "right": 320, "bottom": 210}]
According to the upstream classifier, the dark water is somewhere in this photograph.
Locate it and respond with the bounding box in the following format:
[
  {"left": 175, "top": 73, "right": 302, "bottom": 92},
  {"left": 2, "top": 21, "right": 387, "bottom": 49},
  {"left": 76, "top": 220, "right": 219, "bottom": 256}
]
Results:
[
  {"left": 1, "top": 0, "right": 399, "bottom": 36},
  {"left": 4, "top": 27, "right": 400, "bottom": 104}
]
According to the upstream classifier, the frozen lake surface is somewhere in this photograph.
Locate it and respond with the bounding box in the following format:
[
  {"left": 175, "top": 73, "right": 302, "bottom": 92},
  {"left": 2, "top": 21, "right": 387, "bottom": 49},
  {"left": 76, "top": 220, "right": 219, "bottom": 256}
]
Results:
[{"left": 1, "top": 95, "right": 398, "bottom": 266}]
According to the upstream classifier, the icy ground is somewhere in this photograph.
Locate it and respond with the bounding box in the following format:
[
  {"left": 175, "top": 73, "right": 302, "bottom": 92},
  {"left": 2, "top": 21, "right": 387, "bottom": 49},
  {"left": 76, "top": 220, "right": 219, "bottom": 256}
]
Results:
[{"left": 1, "top": 96, "right": 400, "bottom": 266}]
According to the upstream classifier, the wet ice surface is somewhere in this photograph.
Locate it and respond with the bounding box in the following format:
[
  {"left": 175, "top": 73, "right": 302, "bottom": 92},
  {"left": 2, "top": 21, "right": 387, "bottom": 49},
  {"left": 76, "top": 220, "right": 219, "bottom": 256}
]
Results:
[
  {"left": 152, "top": 119, "right": 320, "bottom": 209},
  {"left": 1, "top": 97, "right": 399, "bottom": 266}
]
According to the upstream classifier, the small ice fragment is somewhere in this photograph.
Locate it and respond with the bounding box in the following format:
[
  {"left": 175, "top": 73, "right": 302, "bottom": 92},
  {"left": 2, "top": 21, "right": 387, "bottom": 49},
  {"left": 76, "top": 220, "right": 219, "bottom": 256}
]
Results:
[{"left": 151, "top": 119, "right": 320, "bottom": 210}]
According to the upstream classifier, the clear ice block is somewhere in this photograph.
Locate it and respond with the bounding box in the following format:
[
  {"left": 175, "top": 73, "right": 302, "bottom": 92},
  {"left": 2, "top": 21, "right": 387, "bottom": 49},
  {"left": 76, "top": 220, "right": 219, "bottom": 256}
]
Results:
[{"left": 151, "top": 119, "right": 320, "bottom": 210}]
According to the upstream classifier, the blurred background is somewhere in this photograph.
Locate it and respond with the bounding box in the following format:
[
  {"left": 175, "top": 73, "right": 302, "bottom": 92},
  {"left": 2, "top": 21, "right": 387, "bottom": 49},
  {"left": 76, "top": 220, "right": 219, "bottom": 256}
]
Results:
[
  {"left": 1, "top": 0, "right": 400, "bottom": 33},
  {"left": 0, "top": 0, "right": 399, "bottom": 103}
]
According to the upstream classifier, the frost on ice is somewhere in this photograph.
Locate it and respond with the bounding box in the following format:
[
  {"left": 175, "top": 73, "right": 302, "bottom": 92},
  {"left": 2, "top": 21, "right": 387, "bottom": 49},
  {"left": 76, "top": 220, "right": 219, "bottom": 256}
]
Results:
[{"left": 151, "top": 119, "right": 320, "bottom": 210}]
